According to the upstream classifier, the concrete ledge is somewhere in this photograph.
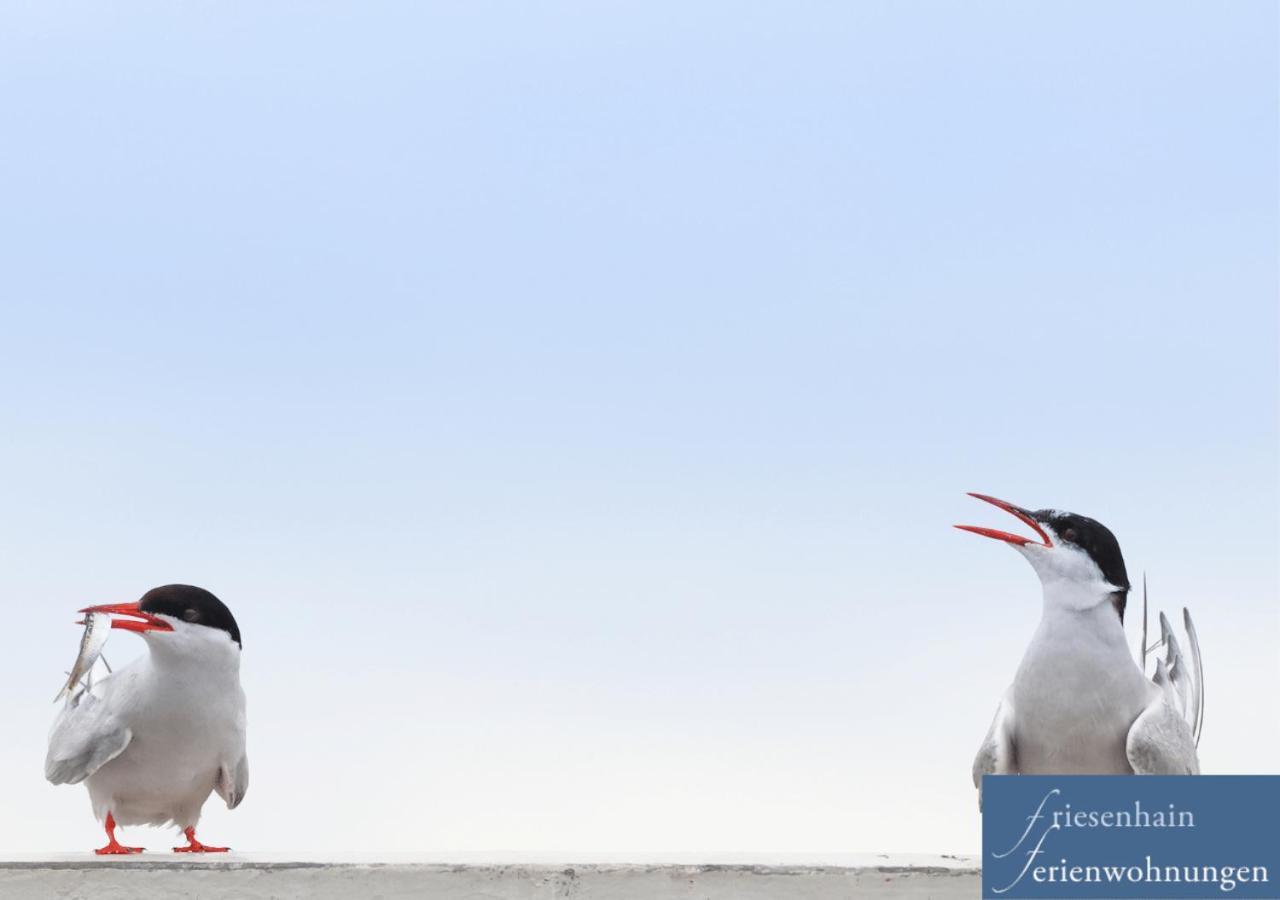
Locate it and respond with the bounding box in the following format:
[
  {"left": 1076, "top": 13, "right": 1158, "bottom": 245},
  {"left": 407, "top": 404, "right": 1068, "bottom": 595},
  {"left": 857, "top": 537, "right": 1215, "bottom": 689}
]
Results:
[{"left": 0, "top": 860, "right": 981, "bottom": 899}]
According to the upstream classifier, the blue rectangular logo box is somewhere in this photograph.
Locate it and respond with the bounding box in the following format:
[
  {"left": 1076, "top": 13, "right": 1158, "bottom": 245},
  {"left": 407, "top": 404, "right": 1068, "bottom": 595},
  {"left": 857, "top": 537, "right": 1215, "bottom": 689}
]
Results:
[{"left": 982, "top": 776, "right": 1280, "bottom": 899}]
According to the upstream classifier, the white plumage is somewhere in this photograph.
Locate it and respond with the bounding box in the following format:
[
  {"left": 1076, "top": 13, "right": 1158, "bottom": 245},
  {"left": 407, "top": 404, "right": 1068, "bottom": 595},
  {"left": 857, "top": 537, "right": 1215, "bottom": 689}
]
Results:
[
  {"left": 960, "top": 494, "right": 1202, "bottom": 795},
  {"left": 46, "top": 589, "right": 248, "bottom": 853},
  {"left": 975, "top": 584, "right": 1201, "bottom": 781}
]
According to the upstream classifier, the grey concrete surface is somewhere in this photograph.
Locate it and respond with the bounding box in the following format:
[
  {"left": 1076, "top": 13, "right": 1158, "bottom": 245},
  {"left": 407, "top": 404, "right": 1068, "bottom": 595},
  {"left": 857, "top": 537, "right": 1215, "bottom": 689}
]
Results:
[{"left": 0, "top": 859, "right": 981, "bottom": 899}]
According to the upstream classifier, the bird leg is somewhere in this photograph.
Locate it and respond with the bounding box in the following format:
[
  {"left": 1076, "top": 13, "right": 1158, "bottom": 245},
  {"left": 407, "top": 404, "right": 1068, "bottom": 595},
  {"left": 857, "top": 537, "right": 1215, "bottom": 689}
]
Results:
[
  {"left": 95, "top": 813, "right": 144, "bottom": 855},
  {"left": 173, "top": 827, "right": 228, "bottom": 853}
]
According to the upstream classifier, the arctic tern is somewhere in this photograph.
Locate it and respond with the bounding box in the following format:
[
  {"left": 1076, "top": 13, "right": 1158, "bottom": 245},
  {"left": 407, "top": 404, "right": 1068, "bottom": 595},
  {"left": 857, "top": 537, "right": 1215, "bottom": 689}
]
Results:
[
  {"left": 46, "top": 584, "right": 248, "bottom": 854},
  {"left": 957, "top": 494, "right": 1202, "bottom": 793}
]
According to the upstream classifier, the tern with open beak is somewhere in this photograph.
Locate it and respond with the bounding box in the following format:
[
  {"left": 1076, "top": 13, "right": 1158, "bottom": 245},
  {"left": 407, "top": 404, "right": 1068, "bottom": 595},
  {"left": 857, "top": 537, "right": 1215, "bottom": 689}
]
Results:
[
  {"left": 957, "top": 494, "right": 1202, "bottom": 796},
  {"left": 45, "top": 584, "right": 248, "bottom": 854}
]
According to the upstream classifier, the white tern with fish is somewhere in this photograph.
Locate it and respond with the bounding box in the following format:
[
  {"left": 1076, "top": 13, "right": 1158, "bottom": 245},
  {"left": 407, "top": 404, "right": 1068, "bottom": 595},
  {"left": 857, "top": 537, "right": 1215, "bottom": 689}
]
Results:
[{"left": 44, "top": 584, "right": 248, "bottom": 854}]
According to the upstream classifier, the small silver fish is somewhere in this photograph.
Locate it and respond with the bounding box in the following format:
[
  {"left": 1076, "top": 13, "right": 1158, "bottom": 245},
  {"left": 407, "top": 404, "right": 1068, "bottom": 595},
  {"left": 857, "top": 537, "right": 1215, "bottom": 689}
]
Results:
[{"left": 55, "top": 612, "right": 111, "bottom": 703}]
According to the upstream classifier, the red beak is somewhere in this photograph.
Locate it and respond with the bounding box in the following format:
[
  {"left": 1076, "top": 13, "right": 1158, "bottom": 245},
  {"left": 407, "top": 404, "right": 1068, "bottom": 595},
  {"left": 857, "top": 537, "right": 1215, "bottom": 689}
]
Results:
[
  {"left": 77, "top": 601, "right": 174, "bottom": 634},
  {"left": 954, "top": 493, "right": 1052, "bottom": 547}
]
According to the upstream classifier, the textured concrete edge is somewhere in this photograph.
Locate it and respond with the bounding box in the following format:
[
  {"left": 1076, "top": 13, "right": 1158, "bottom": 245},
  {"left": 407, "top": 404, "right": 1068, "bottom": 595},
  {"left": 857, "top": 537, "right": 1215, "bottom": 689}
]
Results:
[{"left": 0, "top": 861, "right": 980, "bottom": 876}]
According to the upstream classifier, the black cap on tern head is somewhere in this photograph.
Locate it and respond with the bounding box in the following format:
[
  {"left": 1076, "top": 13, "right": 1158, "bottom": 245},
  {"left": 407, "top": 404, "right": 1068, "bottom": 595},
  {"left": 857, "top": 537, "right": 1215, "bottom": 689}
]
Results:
[
  {"left": 1032, "top": 509, "right": 1130, "bottom": 595},
  {"left": 955, "top": 493, "right": 1131, "bottom": 622},
  {"left": 139, "top": 584, "right": 242, "bottom": 648}
]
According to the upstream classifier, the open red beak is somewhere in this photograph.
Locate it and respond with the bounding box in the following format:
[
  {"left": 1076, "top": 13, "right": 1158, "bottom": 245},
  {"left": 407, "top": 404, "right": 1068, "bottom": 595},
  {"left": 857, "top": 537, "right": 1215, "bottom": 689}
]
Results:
[
  {"left": 77, "top": 601, "right": 174, "bottom": 634},
  {"left": 954, "top": 493, "right": 1052, "bottom": 547}
]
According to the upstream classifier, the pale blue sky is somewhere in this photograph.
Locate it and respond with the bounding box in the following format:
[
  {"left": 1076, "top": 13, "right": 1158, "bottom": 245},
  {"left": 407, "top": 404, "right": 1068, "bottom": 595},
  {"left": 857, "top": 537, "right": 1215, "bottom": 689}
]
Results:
[{"left": 0, "top": 2, "right": 1275, "bottom": 855}]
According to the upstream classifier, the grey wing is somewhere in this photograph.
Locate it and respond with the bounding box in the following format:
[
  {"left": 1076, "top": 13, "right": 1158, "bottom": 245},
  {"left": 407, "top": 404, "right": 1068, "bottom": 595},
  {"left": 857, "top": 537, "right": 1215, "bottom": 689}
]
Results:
[
  {"left": 215, "top": 693, "right": 248, "bottom": 809},
  {"left": 215, "top": 753, "right": 249, "bottom": 809},
  {"left": 1126, "top": 694, "right": 1199, "bottom": 775},
  {"left": 1153, "top": 611, "right": 1204, "bottom": 744},
  {"left": 973, "top": 694, "right": 1017, "bottom": 807},
  {"left": 45, "top": 692, "right": 132, "bottom": 785},
  {"left": 1141, "top": 586, "right": 1204, "bottom": 746}
]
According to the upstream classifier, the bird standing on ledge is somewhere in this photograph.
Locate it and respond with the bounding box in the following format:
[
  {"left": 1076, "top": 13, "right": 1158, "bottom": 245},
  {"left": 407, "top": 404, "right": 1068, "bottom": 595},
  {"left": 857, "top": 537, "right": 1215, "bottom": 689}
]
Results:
[
  {"left": 46, "top": 584, "right": 248, "bottom": 854},
  {"left": 957, "top": 494, "right": 1202, "bottom": 792}
]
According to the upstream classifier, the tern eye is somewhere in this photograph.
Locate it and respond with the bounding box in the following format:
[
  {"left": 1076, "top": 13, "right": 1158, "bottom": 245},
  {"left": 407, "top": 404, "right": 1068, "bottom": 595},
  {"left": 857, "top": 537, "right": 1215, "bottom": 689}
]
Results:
[
  {"left": 1062, "top": 528, "right": 1078, "bottom": 543},
  {"left": 183, "top": 608, "right": 200, "bottom": 622}
]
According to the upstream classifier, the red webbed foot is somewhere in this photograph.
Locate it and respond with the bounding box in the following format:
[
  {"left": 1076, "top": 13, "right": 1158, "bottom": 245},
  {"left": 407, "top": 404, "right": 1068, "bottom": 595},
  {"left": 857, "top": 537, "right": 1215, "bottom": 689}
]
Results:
[
  {"left": 173, "top": 827, "right": 229, "bottom": 853},
  {"left": 95, "top": 842, "right": 144, "bottom": 855},
  {"left": 95, "top": 813, "right": 144, "bottom": 855}
]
